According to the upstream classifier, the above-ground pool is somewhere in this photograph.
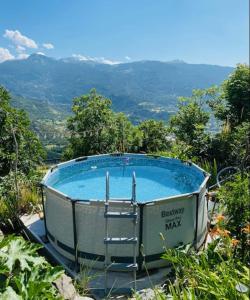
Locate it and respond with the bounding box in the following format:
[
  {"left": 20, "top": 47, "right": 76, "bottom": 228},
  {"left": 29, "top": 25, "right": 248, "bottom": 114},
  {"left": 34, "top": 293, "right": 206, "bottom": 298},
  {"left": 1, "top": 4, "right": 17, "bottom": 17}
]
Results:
[{"left": 42, "top": 154, "right": 209, "bottom": 270}]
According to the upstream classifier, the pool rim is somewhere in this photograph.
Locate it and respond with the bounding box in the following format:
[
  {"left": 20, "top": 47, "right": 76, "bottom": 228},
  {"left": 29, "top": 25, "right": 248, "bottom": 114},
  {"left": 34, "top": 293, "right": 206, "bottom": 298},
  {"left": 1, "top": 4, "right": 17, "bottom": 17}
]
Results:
[{"left": 41, "top": 153, "right": 210, "bottom": 205}]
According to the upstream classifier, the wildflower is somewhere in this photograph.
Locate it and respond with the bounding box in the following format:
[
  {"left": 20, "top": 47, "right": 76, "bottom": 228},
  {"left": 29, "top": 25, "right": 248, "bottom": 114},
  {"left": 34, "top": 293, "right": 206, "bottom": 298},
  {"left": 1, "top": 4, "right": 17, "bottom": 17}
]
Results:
[
  {"left": 242, "top": 223, "right": 250, "bottom": 234},
  {"left": 215, "top": 214, "right": 225, "bottom": 222},
  {"left": 221, "top": 229, "right": 230, "bottom": 237},
  {"left": 210, "top": 226, "right": 222, "bottom": 237},
  {"left": 210, "top": 227, "right": 230, "bottom": 238},
  {"left": 231, "top": 238, "right": 240, "bottom": 247}
]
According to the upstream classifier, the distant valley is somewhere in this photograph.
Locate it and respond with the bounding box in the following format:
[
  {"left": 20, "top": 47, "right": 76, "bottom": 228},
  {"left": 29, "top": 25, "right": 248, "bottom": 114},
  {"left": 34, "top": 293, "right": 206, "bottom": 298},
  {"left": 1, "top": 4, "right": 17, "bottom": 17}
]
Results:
[
  {"left": 0, "top": 54, "right": 233, "bottom": 158},
  {"left": 0, "top": 54, "right": 233, "bottom": 121}
]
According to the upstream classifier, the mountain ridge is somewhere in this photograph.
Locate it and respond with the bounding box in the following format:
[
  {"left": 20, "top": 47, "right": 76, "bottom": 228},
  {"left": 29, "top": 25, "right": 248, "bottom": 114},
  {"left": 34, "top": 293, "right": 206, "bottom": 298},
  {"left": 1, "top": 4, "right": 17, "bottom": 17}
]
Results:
[{"left": 0, "top": 54, "right": 233, "bottom": 122}]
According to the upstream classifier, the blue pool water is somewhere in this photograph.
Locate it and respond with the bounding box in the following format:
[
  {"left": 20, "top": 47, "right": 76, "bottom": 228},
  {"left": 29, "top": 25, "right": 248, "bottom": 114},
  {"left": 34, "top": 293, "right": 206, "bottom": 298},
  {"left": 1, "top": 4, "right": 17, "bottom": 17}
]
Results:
[{"left": 51, "top": 164, "right": 203, "bottom": 202}]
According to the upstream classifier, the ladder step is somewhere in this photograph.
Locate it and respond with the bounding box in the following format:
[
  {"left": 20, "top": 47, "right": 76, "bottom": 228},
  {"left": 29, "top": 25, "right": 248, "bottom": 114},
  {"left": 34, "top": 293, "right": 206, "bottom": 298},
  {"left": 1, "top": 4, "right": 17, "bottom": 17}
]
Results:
[
  {"left": 107, "top": 263, "right": 138, "bottom": 271},
  {"left": 104, "top": 212, "right": 137, "bottom": 219},
  {"left": 109, "top": 198, "right": 132, "bottom": 203},
  {"left": 104, "top": 237, "right": 138, "bottom": 244}
]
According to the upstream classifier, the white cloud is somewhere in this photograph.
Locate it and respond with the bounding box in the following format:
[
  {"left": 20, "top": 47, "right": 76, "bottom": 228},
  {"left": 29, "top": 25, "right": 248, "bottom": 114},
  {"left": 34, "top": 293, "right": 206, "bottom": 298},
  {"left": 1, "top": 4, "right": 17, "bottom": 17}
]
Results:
[
  {"left": 36, "top": 52, "right": 45, "bottom": 55},
  {"left": 125, "top": 56, "right": 131, "bottom": 60},
  {"left": 72, "top": 54, "right": 120, "bottom": 65},
  {"left": 16, "top": 45, "right": 26, "bottom": 53},
  {"left": 97, "top": 57, "right": 121, "bottom": 65},
  {"left": 3, "top": 29, "right": 38, "bottom": 49},
  {"left": 17, "top": 53, "right": 29, "bottom": 59},
  {"left": 43, "top": 43, "right": 54, "bottom": 49},
  {"left": 72, "top": 54, "right": 89, "bottom": 61},
  {"left": 0, "top": 47, "right": 14, "bottom": 63}
]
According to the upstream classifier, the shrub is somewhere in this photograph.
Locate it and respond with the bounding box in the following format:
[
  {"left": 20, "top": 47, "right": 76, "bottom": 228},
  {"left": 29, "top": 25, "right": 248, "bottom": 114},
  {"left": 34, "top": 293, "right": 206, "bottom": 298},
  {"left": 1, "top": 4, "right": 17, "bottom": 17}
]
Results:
[
  {"left": 163, "top": 240, "right": 249, "bottom": 299},
  {"left": 217, "top": 173, "right": 250, "bottom": 262},
  {"left": 0, "top": 235, "right": 64, "bottom": 299}
]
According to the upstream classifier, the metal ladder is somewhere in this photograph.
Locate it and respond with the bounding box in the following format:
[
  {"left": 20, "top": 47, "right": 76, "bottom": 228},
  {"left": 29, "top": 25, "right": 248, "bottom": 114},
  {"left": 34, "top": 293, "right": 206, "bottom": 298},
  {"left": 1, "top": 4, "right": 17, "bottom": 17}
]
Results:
[{"left": 104, "top": 171, "right": 138, "bottom": 293}]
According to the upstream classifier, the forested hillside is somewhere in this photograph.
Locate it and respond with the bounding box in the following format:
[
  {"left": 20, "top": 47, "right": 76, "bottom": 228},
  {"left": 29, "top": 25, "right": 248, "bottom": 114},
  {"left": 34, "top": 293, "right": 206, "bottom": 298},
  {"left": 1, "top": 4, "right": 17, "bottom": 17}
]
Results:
[
  {"left": 0, "top": 55, "right": 233, "bottom": 159},
  {"left": 0, "top": 54, "right": 233, "bottom": 122}
]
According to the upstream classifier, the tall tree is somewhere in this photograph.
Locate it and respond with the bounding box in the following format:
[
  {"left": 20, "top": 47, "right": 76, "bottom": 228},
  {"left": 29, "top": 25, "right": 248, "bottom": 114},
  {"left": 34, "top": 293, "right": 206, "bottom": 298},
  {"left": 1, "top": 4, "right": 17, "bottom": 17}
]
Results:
[
  {"left": 114, "top": 113, "right": 142, "bottom": 153},
  {"left": 170, "top": 90, "right": 210, "bottom": 158},
  {"left": 65, "top": 89, "right": 118, "bottom": 158},
  {"left": 0, "top": 87, "right": 44, "bottom": 177},
  {"left": 208, "top": 64, "right": 250, "bottom": 127},
  {"left": 139, "top": 119, "right": 169, "bottom": 153}
]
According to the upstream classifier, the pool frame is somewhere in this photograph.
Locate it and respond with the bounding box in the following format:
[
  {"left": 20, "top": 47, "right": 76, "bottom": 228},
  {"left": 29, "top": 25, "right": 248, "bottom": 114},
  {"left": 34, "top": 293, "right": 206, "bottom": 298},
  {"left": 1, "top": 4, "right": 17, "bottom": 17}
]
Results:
[{"left": 41, "top": 153, "right": 209, "bottom": 271}]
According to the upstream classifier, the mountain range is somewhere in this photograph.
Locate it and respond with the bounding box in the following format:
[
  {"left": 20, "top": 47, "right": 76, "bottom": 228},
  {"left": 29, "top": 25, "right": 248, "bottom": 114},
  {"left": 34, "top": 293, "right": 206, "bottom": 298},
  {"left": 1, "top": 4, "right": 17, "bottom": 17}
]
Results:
[{"left": 0, "top": 54, "right": 233, "bottom": 123}]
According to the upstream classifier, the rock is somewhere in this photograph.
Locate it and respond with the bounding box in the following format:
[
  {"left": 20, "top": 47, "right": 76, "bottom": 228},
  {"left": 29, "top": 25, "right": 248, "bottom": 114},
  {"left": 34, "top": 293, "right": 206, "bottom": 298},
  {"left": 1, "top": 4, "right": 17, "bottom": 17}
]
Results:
[
  {"left": 54, "top": 274, "right": 77, "bottom": 300},
  {"left": 54, "top": 274, "right": 95, "bottom": 300},
  {"left": 136, "top": 288, "right": 162, "bottom": 300},
  {"left": 74, "top": 297, "right": 94, "bottom": 300}
]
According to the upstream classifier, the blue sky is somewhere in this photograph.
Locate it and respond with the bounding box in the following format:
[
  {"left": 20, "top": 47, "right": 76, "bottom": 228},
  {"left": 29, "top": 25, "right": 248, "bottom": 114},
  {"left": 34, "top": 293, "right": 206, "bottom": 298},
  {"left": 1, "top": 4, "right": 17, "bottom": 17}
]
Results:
[{"left": 0, "top": 0, "right": 249, "bottom": 66}]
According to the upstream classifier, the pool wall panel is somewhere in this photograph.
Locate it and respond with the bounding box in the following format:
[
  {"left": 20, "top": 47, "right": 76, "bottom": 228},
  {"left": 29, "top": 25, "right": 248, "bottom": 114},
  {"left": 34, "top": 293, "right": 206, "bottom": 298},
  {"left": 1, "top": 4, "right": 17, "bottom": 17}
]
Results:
[
  {"left": 196, "top": 185, "right": 208, "bottom": 249},
  {"left": 45, "top": 189, "right": 75, "bottom": 262},
  {"left": 142, "top": 194, "right": 196, "bottom": 269}
]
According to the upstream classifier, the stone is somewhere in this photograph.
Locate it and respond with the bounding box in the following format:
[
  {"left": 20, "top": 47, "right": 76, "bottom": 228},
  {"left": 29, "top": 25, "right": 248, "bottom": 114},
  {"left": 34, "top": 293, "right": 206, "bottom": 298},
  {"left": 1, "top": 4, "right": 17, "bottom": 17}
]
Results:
[
  {"left": 74, "top": 297, "right": 94, "bottom": 300},
  {"left": 54, "top": 274, "right": 77, "bottom": 300},
  {"left": 54, "top": 274, "right": 95, "bottom": 300},
  {"left": 136, "top": 288, "right": 162, "bottom": 300}
]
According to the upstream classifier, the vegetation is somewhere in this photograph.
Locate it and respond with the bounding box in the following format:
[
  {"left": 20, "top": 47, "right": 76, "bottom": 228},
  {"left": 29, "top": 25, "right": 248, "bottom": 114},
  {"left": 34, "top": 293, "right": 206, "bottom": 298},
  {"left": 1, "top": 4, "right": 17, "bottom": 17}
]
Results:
[
  {"left": 0, "top": 87, "right": 45, "bottom": 233},
  {"left": 162, "top": 238, "right": 249, "bottom": 299},
  {"left": 63, "top": 89, "right": 170, "bottom": 158},
  {"left": 139, "top": 119, "right": 169, "bottom": 152},
  {"left": 0, "top": 235, "right": 64, "bottom": 299},
  {"left": 208, "top": 64, "right": 250, "bottom": 127},
  {"left": 155, "top": 171, "right": 249, "bottom": 300},
  {"left": 0, "top": 63, "right": 249, "bottom": 298},
  {"left": 0, "top": 87, "right": 45, "bottom": 177}
]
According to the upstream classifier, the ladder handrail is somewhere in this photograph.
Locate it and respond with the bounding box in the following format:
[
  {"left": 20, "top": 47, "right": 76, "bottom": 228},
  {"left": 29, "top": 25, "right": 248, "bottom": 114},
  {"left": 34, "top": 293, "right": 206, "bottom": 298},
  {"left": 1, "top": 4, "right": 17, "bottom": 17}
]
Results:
[
  {"left": 132, "top": 171, "right": 136, "bottom": 203},
  {"left": 104, "top": 170, "right": 137, "bottom": 294},
  {"left": 106, "top": 171, "right": 110, "bottom": 202},
  {"left": 132, "top": 171, "right": 137, "bottom": 290}
]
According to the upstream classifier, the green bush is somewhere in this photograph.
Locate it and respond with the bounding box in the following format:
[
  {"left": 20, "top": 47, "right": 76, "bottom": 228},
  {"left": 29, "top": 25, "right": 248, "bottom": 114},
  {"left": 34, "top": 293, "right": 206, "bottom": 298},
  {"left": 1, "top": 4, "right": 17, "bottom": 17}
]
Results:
[
  {"left": 163, "top": 240, "right": 249, "bottom": 300},
  {"left": 0, "top": 172, "right": 41, "bottom": 233},
  {"left": 0, "top": 235, "right": 64, "bottom": 299},
  {"left": 217, "top": 173, "right": 250, "bottom": 262}
]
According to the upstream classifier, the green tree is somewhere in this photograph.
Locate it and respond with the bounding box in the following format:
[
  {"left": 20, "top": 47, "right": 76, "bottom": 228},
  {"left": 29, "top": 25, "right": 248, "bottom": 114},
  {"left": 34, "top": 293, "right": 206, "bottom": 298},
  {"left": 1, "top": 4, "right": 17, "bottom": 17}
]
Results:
[
  {"left": 170, "top": 90, "right": 210, "bottom": 158},
  {"left": 207, "top": 121, "right": 250, "bottom": 168},
  {"left": 0, "top": 87, "right": 44, "bottom": 177},
  {"left": 209, "top": 64, "right": 250, "bottom": 127},
  {"left": 114, "top": 113, "right": 142, "bottom": 153},
  {"left": 64, "top": 90, "right": 144, "bottom": 158},
  {"left": 206, "top": 65, "right": 250, "bottom": 167},
  {"left": 139, "top": 119, "right": 169, "bottom": 153},
  {"left": 64, "top": 89, "right": 120, "bottom": 158}
]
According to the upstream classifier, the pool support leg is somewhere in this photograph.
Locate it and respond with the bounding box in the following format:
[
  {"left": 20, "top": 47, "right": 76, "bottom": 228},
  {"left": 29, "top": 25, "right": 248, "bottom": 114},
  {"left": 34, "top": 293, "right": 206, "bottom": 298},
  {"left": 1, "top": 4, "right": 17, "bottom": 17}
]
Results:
[
  {"left": 194, "top": 193, "right": 199, "bottom": 250},
  {"left": 138, "top": 204, "right": 144, "bottom": 272},
  {"left": 40, "top": 184, "right": 48, "bottom": 241},
  {"left": 71, "top": 199, "right": 78, "bottom": 271}
]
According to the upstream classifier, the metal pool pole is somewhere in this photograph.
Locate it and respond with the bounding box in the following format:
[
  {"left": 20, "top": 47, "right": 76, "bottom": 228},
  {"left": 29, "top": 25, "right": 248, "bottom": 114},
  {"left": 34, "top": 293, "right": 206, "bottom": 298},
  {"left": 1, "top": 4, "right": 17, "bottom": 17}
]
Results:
[
  {"left": 132, "top": 171, "right": 137, "bottom": 291},
  {"left": 40, "top": 184, "right": 48, "bottom": 241},
  {"left": 104, "top": 171, "right": 110, "bottom": 294},
  {"left": 71, "top": 199, "right": 78, "bottom": 271}
]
